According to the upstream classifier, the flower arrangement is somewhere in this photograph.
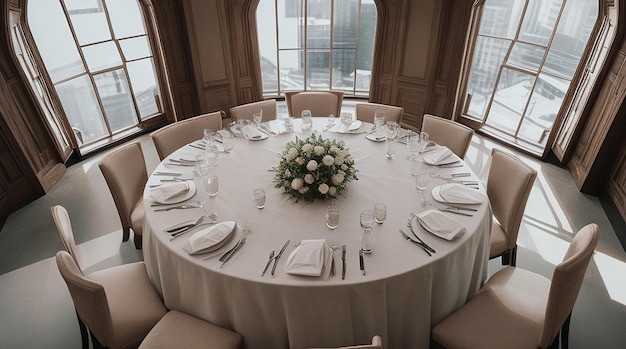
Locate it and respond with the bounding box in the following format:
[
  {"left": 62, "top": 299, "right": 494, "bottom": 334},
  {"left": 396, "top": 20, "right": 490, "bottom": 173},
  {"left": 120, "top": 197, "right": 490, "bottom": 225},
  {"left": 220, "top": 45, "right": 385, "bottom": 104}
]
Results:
[{"left": 273, "top": 133, "right": 358, "bottom": 202}]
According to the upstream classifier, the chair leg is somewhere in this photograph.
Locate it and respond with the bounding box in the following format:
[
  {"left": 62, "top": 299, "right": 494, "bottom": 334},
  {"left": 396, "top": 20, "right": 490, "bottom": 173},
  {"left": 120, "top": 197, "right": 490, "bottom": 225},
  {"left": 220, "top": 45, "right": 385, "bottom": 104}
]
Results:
[
  {"left": 122, "top": 226, "right": 130, "bottom": 242},
  {"left": 75, "top": 311, "right": 89, "bottom": 349},
  {"left": 561, "top": 312, "right": 571, "bottom": 349},
  {"left": 501, "top": 246, "right": 518, "bottom": 266},
  {"left": 90, "top": 331, "right": 105, "bottom": 349},
  {"left": 133, "top": 234, "right": 143, "bottom": 249}
]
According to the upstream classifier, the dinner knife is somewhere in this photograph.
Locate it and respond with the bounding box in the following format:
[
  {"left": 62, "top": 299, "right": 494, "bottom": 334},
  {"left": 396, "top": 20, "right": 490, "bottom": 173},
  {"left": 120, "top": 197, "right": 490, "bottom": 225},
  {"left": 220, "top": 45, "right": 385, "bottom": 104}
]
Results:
[
  {"left": 220, "top": 237, "right": 246, "bottom": 268},
  {"left": 341, "top": 245, "right": 346, "bottom": 280},
  {"left": 439, "top": 208, "right": 474, "bottom": 217},
  {"left": 271, "top": 240, "right": 290, "bottom": 276},
  {"left": 359, "top": 250, "right": 365, "bottom": 276},
  {"left": 399, "top": 229, "right": 432, "bottom": 256}
]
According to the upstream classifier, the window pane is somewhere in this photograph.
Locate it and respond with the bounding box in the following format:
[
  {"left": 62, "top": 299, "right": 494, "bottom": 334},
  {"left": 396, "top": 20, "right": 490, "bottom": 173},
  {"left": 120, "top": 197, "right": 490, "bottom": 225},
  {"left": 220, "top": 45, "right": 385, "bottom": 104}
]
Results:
[
  {"left": 127, "top": 59, "right": 160, "bottom": 118},
  {"left": 66, "top": 4, "right": 111, "bottom": 45},
  {"left": 332, "top": 48, "right": 355, "bottom": 91},
  {"left": 258, "top": 0, "right": 278, "bottom": 95},
  {"left": 506, "top": 42, "right": 546, "bottom": 72},
  {"left": 479, "top": 0, "right": 524, "bottom": 39},
  {"left": 120, "top": 36, "right": 151, "bottom": 61},
  {"left": 465, "top": 36, "right": 510, "bottom": 121},
  {"left": 485, "top": 68, "right": 533, "bottom": 135},
  {"left": 28, "top": 0, "right": 84, "bottom": 83},
  {"left": 307, "top": 50, "right": 330, "bottom": 89},
  {"left": 333, "top": 0, "right": 358, "bottom": 48},
  {"left": 83, "top": 41, "right": 122, "bottom": 72},
  {"left": 518, "top": 0, "right": 562, "bottom": 46},
  {"left": 56, "top": 75, "right": 108, "bottom": 143},
  {"left": 307, "top": 0, "right": 331, "bottom": 49},
  {"left": 518, "top": 74, "right": 567, "bottom": 144},
  {"left": 280, "top": 50, "right": 304, "bottom": 90},
  {"left": 106, "top": 0, "right": 146, "bottom": 38},
  {"left": 278, "top": 0, "right": 304, "bottom": 49},
  {"left": 94, "top": 69, "right": 137, "bottom": 131}
]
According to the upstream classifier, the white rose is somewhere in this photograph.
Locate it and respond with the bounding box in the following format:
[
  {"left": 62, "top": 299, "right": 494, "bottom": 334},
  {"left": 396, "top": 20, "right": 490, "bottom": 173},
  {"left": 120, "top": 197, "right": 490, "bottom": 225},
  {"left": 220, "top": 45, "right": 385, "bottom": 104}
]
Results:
[
  {"left": 304, "top": 174, "right": 314, "bottom": 184},
  {"left": 295, "top": 157, "right": 305, "bottom": 165},
  {"left": 306, "top": 160, "right": 318, "bottom": 171},
  {"left": 291, "top": 178, "right": 304, "bottom": 190},
  {"left": 318, "top": 183, "right": 329, "bottom": 194},
  {"left": 330, "top": 146, "right": 339, "bottom": 153},
  {"left": 314, "top": 145, "right": 325, "bottom": 155},
  {"left": 322, "top": 155, "right": 334, "bottom": 166},
  {"left": 332, "top": 173, "right": 345, "bottom": 185},
  {"left": 284, "top": 169, "right": 291, "bottom": 177},
  {"left": 334, "top": 156, "right": 344, "bottom": 165},
  {"left": 302, "top": 143, "right": 313, "bottom": 152},
  {"left": 341, "top": 164, "right": 348, "bottom": 171},
  {"left": 328, "top": 186, "right": 337, "bottom": 196}
]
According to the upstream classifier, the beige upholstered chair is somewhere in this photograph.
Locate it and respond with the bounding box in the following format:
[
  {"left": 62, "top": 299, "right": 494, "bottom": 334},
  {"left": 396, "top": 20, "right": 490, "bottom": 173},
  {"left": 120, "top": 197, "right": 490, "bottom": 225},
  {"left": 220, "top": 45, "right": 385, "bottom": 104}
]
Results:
[
  {"left": 139, "top": 310, "right": 243, "bottom": 349},
  {"left": 150, "top": 111, "right": 223, "bottom": 160},
  {"left": 421, "top": 114, "right": 474, "bottom": 158},
  {"left": 229, "top": 99, "right": 277, "bottom": 122},
  {"left": 285, "top": 90, "right": 344, "bottom": 117},
  {"left": 307, "top": 335, "right": 383, "bottom": 349},
  {"left": 98, "top": 141, "right": 147, "bottom": 249},
  {"left": 51, "top": 205, "right": 84, "bottom": 269},
  {"left": 56, "top": 250, "right": 168, "bottom": 349},
  {"left": 355, "top": 103, "right": 403, "bottom": 124},
  {"left": 487, "top": 148, "right": 537, "bottom": 266},
  {"left": 432, "top": 223, "right": 599, "bottom": 349}
]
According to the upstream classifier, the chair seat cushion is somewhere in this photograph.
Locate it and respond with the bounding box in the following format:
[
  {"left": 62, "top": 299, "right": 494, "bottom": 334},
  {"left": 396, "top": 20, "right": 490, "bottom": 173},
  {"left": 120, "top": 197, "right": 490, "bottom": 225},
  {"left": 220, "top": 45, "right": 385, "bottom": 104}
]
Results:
[
  {"left": 432, "top": 267, "right": 550, "bottom": 349},
  {"left": 89, "top": 262, "right": 167, "bottom": 348},
  {"left": 131, "top": 198, "right": 145, "bottom": 235},
  {"left": 139, "top": 310, "right": 243, "bottom": 349},
  {"left": 489, "top": 219, "right": 507, "bottom": 258}
]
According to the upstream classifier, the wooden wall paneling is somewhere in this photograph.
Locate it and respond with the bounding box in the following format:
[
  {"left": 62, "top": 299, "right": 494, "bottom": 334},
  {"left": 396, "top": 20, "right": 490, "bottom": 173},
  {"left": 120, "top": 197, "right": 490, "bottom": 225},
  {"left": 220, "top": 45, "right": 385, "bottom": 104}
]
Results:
[
  {"left": 150, "top": 0, "right": 200, "bottom": 120},
  {"left": 607, "top": 136, "right": 626, "bottom": 221}
]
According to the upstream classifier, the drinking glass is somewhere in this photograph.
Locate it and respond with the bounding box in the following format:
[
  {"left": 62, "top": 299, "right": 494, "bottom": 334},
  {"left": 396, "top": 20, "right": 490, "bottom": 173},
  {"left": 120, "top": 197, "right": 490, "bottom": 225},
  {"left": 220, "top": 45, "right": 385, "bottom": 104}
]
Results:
[
  {"left": 252, "top": 109, "right": 263, "bottom": 128},
  {"left": 283, "top": 117, "right": 293, "bottom": 132},
  {"left": 221, "top": 133, "right": 234, "bottom": 153},
  {"left": 204, "top": 174, "right": 219, "bottom": 197},
  {"left": 414, "top": 172, "right": 431, "bottom": 207},
  {"left": 326, "top": 114, "right": 336, "bottom": 130},
  {"left": 253, "top": 188, "right": 266, "bottom": 209},
  {"left": 340, "top": 112, "right": 352, "bottom": 126},
  {"left": 385, "top": 137, "right": 397, "bottom": 158},
  {"left": 325, "top": 205, "right": 339, "bottom": 229},
  {"left": 406, "top": 131, "right": 420, "bottom": 159},
  {"left": 374, "top": 203, "right": 387, "bottom": 224},
  {"left": 373, "top": 110, "right": 385, "bottom": 131},
  {"left": 195, "top": 153, "right": 211, "bottom": 177},
  {"left": 301, "top": 110, "right": 313, "bottom": 132},
  {"left": 359, "top": 209, "right": 376, "bottom": 253}
]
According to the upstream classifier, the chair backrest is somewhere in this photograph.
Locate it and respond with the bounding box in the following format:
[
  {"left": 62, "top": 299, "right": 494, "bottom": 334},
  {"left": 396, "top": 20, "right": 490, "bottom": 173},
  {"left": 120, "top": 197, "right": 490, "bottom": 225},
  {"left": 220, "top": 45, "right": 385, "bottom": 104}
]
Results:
[
  {"left": 421, "top": 114, "right": 474, "bottom": 158},
  {"left": 150, "top": 111, "right": 222, "bottom": 160},
  {"left": 307, "top": 335, "right": 383, "bottom": 349},
  {"left": 51, "top": 205, "right": 83, "bottom": 269},
  {"left": 56, "top": 251, "right": 114, "bottom": 346},
  {"left": 285, "top": 91, "right": 344, "bottom": 117},
  {"left": 229, "top": 99, "right": 277, "bottom": 122},
  {"left": 539, "top": 223, "right": 599, "bottom": 348},
  {"left": 487, "top": 148, "right": 537, "bottom": 252},
  {"left": 355, "top": 103, "right": 404, "bottom": 124},
  {"left": 98, "top": 142, "right": 148, "bottom": 233}
]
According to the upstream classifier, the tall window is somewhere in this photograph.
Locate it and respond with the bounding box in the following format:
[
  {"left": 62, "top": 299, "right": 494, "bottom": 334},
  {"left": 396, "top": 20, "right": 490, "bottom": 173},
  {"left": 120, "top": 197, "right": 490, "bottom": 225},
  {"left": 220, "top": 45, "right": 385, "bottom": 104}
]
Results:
[
  {"left": 257, "top": 0, "right": 377, "bottom": 98},
  {"left": 461, "top": 0, "right": 598, "bottom": 155},
  {"left": 27, "top": 0, "right": 162, "bottom": 150}
]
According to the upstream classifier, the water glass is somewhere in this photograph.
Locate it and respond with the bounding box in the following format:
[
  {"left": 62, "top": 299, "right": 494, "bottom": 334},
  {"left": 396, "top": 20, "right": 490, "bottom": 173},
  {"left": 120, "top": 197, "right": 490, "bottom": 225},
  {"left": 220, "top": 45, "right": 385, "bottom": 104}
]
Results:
[
  {"left": 414, "top": 172, "right": 431, "bottom": 207},
  {"left": 301, "top": 110, "right": 313, "bottom": 132},
  {"left": 359, "top": 209, "right": 376, "bottom": 253},
  {"left": 385, "top": 137, "right": 397, "bottom": 158},
  {"left": 252, "top": 109, "right": 263, "bottom": 127},
  {"left": 204, "top": 174, "right": 219, "bottom": 197},
  {"left": 325, "top": 205, "right": 339, "bottom": 229},
  {"left": 386, "top": 121, "right": 399, "bottom": 139},
  {"left": 340, "top": 112, "right": 353, "bottom": 126},
  {"left": 195, "top": 153, "right": 211, "bottom": 177},
  {"left": 410, "top": 158, "right": 423, "bottom": 176},
  {"left": 221, "top": 133, "right": 234, "bottom": 153},
  {"left": 253, "top": 188, "right": 266, "bottom": 209},
  {"left": 407, "top": 131, "right": 420, "bottom": 159},
  {"left": 374, "top": 203, "right": 387, "bottom": 224},
  {"left": 283, "top": 117, "right": 293, "bottom": 132},
  {"left": 374, "top": 110, "right": 385, "bottom": 130},
  {"left": 326, "top": 114, "right": 336, "bottom": 130}
]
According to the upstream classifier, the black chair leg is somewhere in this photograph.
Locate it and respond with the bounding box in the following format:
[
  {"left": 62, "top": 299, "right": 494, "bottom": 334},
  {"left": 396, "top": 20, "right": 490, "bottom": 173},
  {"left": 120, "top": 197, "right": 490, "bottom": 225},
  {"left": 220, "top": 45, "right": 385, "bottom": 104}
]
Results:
[
  {"left": 133, "top": 234, "right": 142, "bottom": 249},
  {"left": 90, "top": 331, "right": 105, "bottom": 349},
  {"left": 76, "top": 311, "right": 89, "bottom": 349},
  {"left": 561, "top": 313, "right": 572, "bottom": 349}
]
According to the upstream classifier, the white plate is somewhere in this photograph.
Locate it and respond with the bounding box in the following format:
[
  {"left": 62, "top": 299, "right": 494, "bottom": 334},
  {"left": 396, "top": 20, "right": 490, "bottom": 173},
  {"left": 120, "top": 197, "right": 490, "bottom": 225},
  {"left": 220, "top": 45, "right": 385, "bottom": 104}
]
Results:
[
  {"left": 183, "top": 221, "right": 237, "bottom": 255},
  {"left": 431, "top": 183, "right": 483, "bottom": 204},
  {"left": 245, "top": 129, "right": 269, "bottom": 140},
  {"left": 150, "top": 181, "right": 196, "bottom": 205},
  {"left": 366, "top": 131, "right": 386, "bottom": 142}
]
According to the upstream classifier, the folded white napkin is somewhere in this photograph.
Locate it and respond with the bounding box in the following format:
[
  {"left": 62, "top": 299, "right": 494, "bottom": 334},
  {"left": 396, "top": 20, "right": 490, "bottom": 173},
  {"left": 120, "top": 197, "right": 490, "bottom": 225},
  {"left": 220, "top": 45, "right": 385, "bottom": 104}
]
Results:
[
  {"left": 150, "top": 181, "right": 189, "bottom": 203},
  {"left": 183, "top": 221, "right": 236, "bottom": 255},
  {"left": 423, "top": 146, "right": 454, "bottom": 165},
  {"left": 414, "top": 210, "right": 466, "bottom": 241},
  {"left": 341, "top": 120, "right": 362, "bottom": 133},
  {"left": 244, "top": 125, "right": 265, "bottom": 140},
  {"left": 432, "top": 183, "right": 484, "bottom": 204},
  {"left": 366, "top": 128, "right": 386, "bottom": 141},
  {"left": 285, "top": 239, "right": 327, "bottom": 276}
]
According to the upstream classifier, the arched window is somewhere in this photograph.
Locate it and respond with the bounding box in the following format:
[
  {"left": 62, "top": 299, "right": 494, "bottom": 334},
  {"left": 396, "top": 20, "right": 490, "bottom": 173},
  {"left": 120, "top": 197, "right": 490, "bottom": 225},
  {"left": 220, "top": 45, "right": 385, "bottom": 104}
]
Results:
[
  {"left": 27, "top": 0, "right": 163, "bottom": 151},
  {"left": 459, "top": 0, "right": 600, "bottom": 156},
  {"left": 256, "top": 0, "right": 377, "bottom": 98}
]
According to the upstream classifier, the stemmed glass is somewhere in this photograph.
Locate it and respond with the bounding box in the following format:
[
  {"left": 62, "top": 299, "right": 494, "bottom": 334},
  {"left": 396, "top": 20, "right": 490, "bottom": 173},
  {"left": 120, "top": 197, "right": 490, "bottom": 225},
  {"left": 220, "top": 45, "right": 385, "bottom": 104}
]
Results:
[
  {"left": 359, "top": 209, "right": 376, "bottom": 253},
  {"left": 301, "top": 110, "right": 313, "bottom": 132},
  {"left": 252, "top": 109, "right": 263, "bottom": 128},
  {"left": 406, "top": 131, "right": 420, "bottom": 160},
  {"left": 373, "top": 110, "right": 385, "bottom": 132},
  {"left": 385, "top": 121, "right": 399, "bottom": 158},
  {"left": 414, "top": 172, "right": 431, "bottom": 207}
]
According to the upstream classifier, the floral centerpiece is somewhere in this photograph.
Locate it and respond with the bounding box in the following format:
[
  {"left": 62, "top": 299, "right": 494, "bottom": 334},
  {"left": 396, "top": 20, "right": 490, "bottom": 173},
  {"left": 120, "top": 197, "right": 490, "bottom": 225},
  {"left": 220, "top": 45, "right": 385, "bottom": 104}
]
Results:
[{"left": 273, "top": 133, "right": 358, "bottom": 202}]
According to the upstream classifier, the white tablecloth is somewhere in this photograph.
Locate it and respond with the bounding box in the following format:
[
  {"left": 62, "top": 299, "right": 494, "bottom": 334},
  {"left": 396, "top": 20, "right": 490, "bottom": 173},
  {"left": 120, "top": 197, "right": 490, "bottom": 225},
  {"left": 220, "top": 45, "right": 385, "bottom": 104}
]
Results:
[{"left": 143, "top": 118, "right": 491, "bottom": 349}]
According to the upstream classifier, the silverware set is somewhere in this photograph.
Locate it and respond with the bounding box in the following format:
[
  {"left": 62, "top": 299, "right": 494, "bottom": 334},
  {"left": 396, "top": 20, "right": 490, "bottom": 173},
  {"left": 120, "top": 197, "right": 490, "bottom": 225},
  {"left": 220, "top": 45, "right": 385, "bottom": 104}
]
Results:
[
  {"left": 399, "top": 214, "right": 437, "bottom": 256},
  {"left": 261, "top": 240, "right": 290, "bottom": 276},
  {"left": 166, "top": 213, "right": 218, "bottom": 240},
  {"left": 219, "top": 236, "right": 246, "bottom": 268},
  {"left": 153, "top": 204, "right": 200, "bottom": 212}
]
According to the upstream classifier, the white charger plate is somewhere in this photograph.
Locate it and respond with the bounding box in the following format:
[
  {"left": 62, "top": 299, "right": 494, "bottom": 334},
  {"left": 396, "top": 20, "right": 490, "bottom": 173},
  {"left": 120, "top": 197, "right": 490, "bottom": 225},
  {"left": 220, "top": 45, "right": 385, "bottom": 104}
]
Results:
[{"left": 150, "top": 181, "right": 196, "bottom": 205}]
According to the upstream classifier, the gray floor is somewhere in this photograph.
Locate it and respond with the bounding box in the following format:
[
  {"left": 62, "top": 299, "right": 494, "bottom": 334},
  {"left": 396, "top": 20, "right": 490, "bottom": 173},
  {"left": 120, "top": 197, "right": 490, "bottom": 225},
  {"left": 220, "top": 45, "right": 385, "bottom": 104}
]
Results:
[{"left": 1, "top": 129, "right": 626, "bottom": 348}]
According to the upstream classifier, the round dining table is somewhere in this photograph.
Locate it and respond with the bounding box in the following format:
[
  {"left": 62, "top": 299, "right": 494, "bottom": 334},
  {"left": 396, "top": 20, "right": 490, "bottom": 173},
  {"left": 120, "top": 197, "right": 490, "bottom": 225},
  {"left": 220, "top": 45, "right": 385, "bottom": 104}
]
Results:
[{"left": 143, "top": 117, "right": 491, "bottom": 349}]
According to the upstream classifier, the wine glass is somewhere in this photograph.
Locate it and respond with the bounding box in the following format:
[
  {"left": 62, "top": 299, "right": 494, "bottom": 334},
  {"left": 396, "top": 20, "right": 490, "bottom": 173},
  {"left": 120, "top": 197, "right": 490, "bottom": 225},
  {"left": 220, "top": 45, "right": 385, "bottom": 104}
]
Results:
[
  {"left": 359, "top": 209, "right": 376, "bottom": 253},
  {"left": 301, "top": 110, "right": 312, "bottom": 132},
  {"left": 252, "top": 109, "right": 263, "bottom": 128},
  {"left": 406, "top": 131, "right": 420, "bottom": 160},
  {"left": 373, "top": 110, "right": 385, "bottom": 131},
  {"left": 414, "top": 172, "right": 431, "bottom": 207}
]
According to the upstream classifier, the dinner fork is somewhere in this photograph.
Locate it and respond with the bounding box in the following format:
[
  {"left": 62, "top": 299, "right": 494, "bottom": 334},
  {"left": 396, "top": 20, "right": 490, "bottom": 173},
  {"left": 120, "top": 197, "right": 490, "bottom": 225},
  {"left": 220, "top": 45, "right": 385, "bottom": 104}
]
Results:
[
  {"left": 398, "top": 229, "right": 431, "bottom": 256},
  {"left": 261, "top": 250, "right": 275, "bottom": 276},
  {"left": 406, "top": 214, "right": 437, "bottom": 253}
]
